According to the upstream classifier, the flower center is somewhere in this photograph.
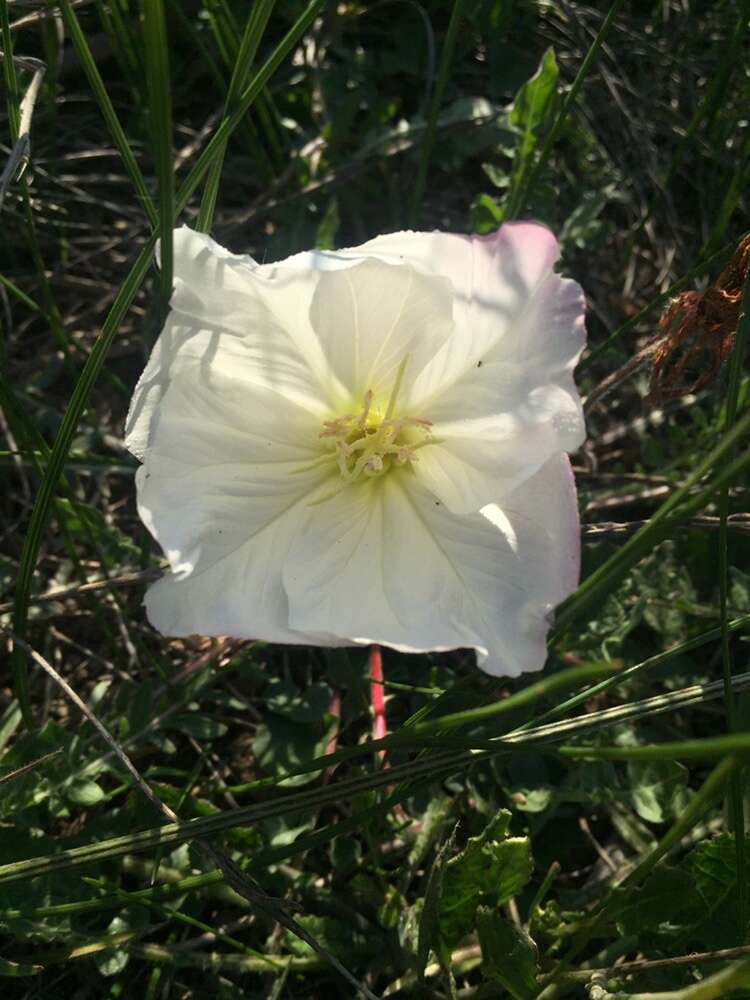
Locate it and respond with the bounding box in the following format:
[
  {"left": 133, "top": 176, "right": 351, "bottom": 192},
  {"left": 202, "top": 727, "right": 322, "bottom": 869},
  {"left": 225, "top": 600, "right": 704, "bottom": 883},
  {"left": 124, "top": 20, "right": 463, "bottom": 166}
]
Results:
[
  {"left": 318, "top": 356, "right": 435, "bottom": 485},
  {"left": 320, "top": 392, "right": 433, "bottom": 483}
]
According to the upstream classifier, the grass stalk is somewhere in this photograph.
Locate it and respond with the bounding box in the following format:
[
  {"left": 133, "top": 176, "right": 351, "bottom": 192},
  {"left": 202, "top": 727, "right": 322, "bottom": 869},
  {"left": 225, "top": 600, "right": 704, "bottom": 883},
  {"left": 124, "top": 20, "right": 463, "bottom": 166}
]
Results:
[
  {"left": 10, "top": 0, "right": 325, "bottom": 726},
  {"left": 505, "top": 0, "right": 626, "bottom": 220},
  {"left": 3, "top": 729, "right": 750, "bottom": 890},
  {"left": 196, "top": 0, "right": 277, "bottom": 232},
  {"left": 408, "top": 0, "right": 468, "bottom": 226},
  {"left": 554, "top": 405, "right": 750, "bottom": 636},
  {"left": 0, "top": 1, "right": 21, "bottom": 141},
  {"left": 141, "top": 0, "right": 174, "bottom": 315},
  {"left": 60, "top": 0, "right": 157, "bottom": 227}
]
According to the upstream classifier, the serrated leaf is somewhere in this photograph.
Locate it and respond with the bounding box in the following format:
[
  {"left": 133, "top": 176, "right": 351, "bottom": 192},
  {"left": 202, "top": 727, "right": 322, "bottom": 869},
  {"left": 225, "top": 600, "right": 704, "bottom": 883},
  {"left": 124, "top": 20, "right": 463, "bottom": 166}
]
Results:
[
  {"left": 617, "top": 836, "right": 750, "bottom": 950},
  {"left": 615, "top": 866, "right": 702, "bottom": 937},
  {"left": 438, "top": 811, "right": 533, "bottom": 950},
  {"left": 409, "top": 794, "right": 452, "bottom": 868},
  {"left": 477, "top": 907, "right": 538, "bottom": 999},
  {"left": 688, "top": 835, "right": 750, "bottom": 948}
]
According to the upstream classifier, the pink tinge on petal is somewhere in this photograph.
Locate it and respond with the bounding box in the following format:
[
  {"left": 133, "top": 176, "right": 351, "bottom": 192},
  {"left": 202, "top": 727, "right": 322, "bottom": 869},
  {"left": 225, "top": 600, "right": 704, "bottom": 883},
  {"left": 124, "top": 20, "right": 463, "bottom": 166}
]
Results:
[
  {"left": 350, "top": 220, "right": 562, "bottom": 301},
  {"left": 473, "top": 221, "right": 561, "bottom": 295}
]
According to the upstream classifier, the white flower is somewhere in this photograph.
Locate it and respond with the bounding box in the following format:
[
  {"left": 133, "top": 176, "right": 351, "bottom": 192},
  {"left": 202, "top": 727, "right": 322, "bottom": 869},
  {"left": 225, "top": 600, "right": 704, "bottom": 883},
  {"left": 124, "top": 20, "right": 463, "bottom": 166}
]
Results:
[{"left": 126, "top": 222, "right": 586, "bottom": 677}]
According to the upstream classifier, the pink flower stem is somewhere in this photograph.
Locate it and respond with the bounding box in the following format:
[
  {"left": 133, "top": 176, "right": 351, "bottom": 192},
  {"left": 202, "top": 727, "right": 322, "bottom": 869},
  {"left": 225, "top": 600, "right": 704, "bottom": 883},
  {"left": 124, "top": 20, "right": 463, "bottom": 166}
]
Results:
[{"left": 368, "top": 644, "right": 387, "bottom": 763}]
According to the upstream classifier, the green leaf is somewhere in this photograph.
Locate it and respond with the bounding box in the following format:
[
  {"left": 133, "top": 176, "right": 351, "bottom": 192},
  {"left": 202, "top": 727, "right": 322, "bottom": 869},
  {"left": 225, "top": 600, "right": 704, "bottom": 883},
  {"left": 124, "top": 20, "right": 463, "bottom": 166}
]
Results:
[
  {"left": 283, "top": 913, "right": 361, "bottom": 960},
  {"left": 417, "top": 824, "right": 458, "bottom": 976},
  {"left": 617, "top": 836, "right": 750, "bottom": 950},
  {"left": 66, "top": 779, "right": 106, "bottom": 806},
  {"left": 438, "top": 811, "right": 533, "bottom": 950},
  {"left": 504, "top": 48, "right": 559, "bottom": 218},
  {"left": 315, "top": 196, "right": 340, "bottom": 250},
  {"left": 264, "top": 679, "right": 333, "bottom": 723},
  {"left": 253, "top": 713, "right": 334, "bottom": 787},
  {"left": 166, "top": 714, "right": 228, "bottom": 740},
  {"left": 615, "top": 865, "right": 702, "bottom": 937},
  {"left": 469, "top": 192, "right": 504, "bottom": 234},
  {"left": 627, "top": 759, "right": 690, "bottom": 824},
  {"left": 506, "top": 753, "right": 553, "bottom": 814},
  {"left": 559, "top": 184, "right": 617, "bottom": 253},
  {"left": 95, "top": 916, "right": 131, "bottom": 977},
  {"left": 688, "top": 835, "right": 750, "bottom": 948},
  {"left": 477, "top": 907, "right": 538, "bottom": 999}
]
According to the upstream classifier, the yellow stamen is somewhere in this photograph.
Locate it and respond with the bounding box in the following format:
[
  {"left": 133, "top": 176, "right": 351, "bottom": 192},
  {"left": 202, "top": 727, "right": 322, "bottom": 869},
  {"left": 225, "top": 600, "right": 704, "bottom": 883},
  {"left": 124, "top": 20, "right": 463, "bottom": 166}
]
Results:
[{"left": 302, "top": 360, "right": 435, "bottom": 496}]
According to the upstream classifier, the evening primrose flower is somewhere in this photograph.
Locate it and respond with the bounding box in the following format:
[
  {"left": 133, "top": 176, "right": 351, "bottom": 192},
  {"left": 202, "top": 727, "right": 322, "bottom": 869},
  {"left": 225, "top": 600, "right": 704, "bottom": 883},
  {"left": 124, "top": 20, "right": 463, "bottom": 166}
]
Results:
[{"left": 126, "top": 222, "right": 586, "bottom": 676}]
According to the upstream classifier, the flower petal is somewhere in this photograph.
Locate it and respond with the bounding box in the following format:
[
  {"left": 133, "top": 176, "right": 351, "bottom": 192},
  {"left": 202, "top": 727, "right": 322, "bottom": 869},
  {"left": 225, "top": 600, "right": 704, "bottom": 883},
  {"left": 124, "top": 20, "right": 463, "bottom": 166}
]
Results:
[
  {"left": 137, "top": 366, "right": 334, "bottom": 644},
  {"left": 126, "top": 227, "right": 349, "bottom": 460},
  {"left": 373, "top": 223, "right": 586, "bottom": 511},
  {"left": 309, "top": 258, "right": 454, "bottom": 401},
  {"left": 283, "top": 454, "right": 580, "bottom": 676}
]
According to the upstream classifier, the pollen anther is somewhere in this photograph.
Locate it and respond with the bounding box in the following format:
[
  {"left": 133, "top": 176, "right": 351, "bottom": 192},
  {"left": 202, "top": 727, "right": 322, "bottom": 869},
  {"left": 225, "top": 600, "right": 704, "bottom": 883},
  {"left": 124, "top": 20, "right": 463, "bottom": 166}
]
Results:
[{"left": 318, "top": 388, "right": 433, "bottom": 485}]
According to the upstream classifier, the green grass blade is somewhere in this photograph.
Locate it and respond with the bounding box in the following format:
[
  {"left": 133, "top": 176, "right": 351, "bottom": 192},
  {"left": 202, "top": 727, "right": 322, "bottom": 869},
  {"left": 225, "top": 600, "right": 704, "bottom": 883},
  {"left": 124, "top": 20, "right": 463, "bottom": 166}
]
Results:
[
  {"left": 406, "top": 661, "right": 617, "bottom": 736},
  {"left": 705, "top": 130, "right": 750, "bottom": 254},
  {"left": 141, "top": 0, "right": 174, "bottom": 314},
  {"left": 0, "top": 0, "right": 20, "bottom": 140},
  {"left": 9, "top": 0, "right": 321, "bottom": 724},
  {"left": 558, "top": 734, "right": 750, "bottom": 764},
  {"left": 554, "top": 405, "right": 750, "bottom": 635},
  {"left": 94, "top": 0, "right": 145, "bottom": 106},
  {"left": 10, "top": 237, "right": 157, "bottom": 724},
  {"left": 408, "top": 0, "right": 469, "bottom": 226},
  {"left": 507, "top": 0, "right": 625, "bottom": 220},
  {"left": 60, "top": 0, "right": 156, "bottom": 227},
  {"left": 522, "top": 612, "right": 750, "bottom": 734},
  {"left": 0, "top": 271, "right": 44, "bottom": 316},
  {"left": 176, "top": 0, "right": 325, "bottom": 217},
  {"left": 0, "top": 750, "right": 476, "bottom": 885},
  {"left": 0, "top": 790, "right": 404, "bottom": 924},
  {"left": 3, "top": 726, "right": 750, "bottom": 890},
  {"left": 196, "top": 0, "right": 277, "bottom": 233}
]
